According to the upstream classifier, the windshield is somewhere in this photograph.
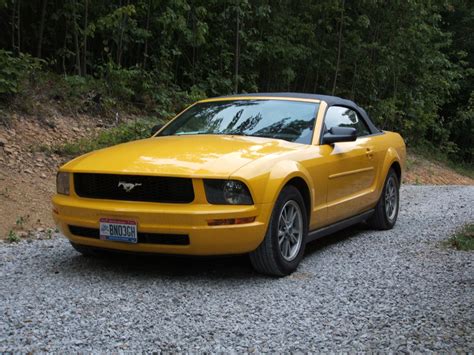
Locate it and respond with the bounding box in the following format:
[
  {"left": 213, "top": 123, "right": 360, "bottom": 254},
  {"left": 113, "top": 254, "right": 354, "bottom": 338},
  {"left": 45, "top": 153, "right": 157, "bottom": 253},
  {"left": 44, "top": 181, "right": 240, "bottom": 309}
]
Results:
[{"left": 159, "top": 99, "right": 319, "bottom": 144}]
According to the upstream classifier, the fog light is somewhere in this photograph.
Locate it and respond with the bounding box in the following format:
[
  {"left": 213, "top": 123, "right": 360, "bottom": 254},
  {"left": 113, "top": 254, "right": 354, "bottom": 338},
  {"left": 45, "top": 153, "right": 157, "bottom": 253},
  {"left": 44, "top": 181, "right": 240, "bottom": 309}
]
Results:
[{"left": 207, "top": 216, "right": 256, "bottom": 226}]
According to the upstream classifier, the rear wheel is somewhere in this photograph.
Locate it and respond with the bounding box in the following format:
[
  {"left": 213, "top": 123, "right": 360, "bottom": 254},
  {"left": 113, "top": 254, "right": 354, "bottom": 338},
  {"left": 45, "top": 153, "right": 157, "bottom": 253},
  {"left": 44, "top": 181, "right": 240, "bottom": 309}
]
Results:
[
  {"left": 368, "top": 168, "right": 400, "bottom": 230},
  {"left": 250, "top": 186, "right": 308, "bottom": 276}
]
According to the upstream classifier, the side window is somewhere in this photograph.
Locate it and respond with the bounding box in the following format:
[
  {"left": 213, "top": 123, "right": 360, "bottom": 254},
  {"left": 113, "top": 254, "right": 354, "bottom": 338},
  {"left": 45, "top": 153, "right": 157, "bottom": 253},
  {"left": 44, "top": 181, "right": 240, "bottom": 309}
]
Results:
[{"left": 324, "top": 106, "right": 371, "bottom": 137}]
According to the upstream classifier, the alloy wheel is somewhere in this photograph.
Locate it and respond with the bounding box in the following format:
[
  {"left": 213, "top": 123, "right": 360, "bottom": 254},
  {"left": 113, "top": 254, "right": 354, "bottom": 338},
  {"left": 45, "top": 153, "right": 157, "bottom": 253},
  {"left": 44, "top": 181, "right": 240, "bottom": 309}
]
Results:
[
  {"left": 277, "top": 200, "right": 303, "bottom": 261},
  {"left": 384, "top": 175, "right": 398, "bottom": 222}
]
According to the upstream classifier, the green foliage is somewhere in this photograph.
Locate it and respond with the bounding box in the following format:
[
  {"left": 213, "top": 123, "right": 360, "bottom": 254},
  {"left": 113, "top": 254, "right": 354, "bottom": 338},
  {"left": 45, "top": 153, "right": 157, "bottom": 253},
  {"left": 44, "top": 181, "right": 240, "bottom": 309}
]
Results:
[
  {"left": 7, "top": 230, "right": 20, "bottom": 243},
  {"left": 53, "top": 117, "right": 163, "bottom": 156},
  {"left": 0, "top": 0, "right": 471, "bottom": 162},
  {"left": 445, "top": 223, "right": 474, "bottom": 251},
  {"left": 445, "top": 92, "right": 474, "bottom": 163},
  {"left": 46, "top": 229, "right": 53, "bottom": 239},
  {"left": 0, "top": 50, "right": 42, "bottom": 99},
  {"left": 48, "top": 74, "right": 107, "bottom": 114}
]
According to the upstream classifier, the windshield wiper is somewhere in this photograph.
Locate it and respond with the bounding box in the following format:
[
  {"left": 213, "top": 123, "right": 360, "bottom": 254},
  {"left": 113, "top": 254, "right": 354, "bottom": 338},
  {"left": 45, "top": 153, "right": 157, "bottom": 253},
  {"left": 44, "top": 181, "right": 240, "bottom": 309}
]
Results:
[
  {"left": 175, "top": 131, "right": 211, "bottom": 135},
  {"left": 224, "top": 131, "right": 274, "bottom": 139},
  {"left": 174, "top": 131, "right": 275, "bottom": 140}
]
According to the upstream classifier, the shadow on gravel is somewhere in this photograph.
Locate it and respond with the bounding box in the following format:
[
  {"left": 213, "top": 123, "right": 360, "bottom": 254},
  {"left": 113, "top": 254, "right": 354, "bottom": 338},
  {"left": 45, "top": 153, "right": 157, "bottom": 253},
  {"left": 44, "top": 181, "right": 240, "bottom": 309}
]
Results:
[
  {"left": 304, "top": 223, "right": 369, "bottom": 256},
  {"left": 57, "top": 224, "right": 368, "bottom": 280},
  {"left": 63, "top": 252, "right": 257, "bottom": 280}
]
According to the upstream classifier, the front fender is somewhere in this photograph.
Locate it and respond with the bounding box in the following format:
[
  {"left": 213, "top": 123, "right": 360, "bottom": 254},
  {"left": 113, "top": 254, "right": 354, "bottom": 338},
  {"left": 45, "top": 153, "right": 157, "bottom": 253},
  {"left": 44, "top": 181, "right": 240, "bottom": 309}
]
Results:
[
  {"left": 263, "top": 160, "right": 315, "bottom": 206},
  {"left": 233, "top": 159, "right": 314, "bottom": 207}
]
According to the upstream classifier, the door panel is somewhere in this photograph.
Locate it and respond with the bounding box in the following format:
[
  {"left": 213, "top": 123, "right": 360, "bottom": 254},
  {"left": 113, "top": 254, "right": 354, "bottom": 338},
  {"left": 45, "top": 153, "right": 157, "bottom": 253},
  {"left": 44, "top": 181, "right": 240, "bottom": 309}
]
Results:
[
  {"left": 319, "top": 106, "right": 379, "bottom": 224},
  {"left": 321, "top": 137, "right": 377, "bottom": 224}
]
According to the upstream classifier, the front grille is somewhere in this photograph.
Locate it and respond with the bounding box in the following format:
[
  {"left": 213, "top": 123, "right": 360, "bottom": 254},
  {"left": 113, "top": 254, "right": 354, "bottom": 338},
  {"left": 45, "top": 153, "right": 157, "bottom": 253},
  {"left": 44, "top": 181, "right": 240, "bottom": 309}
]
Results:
[
  {"left": 68, "top": 225, "right": 190, "bottom": 245},
  {"left": 74, "top": 173, "right": 194, "bottom": 203}
]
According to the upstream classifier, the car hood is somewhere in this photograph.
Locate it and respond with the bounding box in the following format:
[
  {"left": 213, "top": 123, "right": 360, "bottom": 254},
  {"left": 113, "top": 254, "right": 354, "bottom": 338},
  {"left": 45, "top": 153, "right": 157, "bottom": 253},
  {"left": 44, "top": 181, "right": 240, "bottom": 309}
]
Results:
[{"left": 61, "top": 135, "right": 307, "bottom": 178}]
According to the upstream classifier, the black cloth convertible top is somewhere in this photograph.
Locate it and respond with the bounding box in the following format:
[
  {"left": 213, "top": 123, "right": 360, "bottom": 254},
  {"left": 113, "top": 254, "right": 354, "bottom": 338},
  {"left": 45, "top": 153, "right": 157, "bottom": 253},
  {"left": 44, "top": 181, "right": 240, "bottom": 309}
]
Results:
[{"left": 218, "top": 92, "right": 380, "bottom": 133}]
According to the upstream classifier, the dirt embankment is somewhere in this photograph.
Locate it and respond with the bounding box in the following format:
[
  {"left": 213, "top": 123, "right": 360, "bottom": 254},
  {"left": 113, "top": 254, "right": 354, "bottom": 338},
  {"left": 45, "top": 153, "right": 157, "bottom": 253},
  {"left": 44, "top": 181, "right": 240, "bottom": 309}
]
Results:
[
  {"left": 404, "top": 154, "right": 473, "bottom": 185},
  {"left": 0, "top": 113, "right": 108, "bottom": 237},
  {"left": 0, "top": 113, "right": 472, "bottom": 238}
]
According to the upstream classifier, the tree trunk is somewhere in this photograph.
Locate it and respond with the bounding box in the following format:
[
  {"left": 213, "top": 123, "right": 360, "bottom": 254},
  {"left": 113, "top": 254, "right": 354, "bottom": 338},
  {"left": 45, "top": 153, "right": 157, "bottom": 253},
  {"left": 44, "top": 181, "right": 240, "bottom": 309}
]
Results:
[
  {"left": 36, "top": 0, "right": 48, "bottom": 58},
  {"left": 11, "top": 1, "right": 16, "bottom": 52},
  {"left": 72, "top": 0, "right": 81, "bottom": 75},
  {"left": 191, "top": 5, "right": 196, "bottom": 84},
  {"left": 313, "top": 55, "right": 321, "bottom": 93},
  {"left": 82, "top": 0, "right": 88, "bottom": 75},
  {"left": 117, "top": 0, "right": 130, "bottom": 66},
  {"left": 16, "top": 0, "right": 21, "bottom": 53},
  {"left": 234, "top": 0, "right": 240, "bottom": 94},
  {"left": 332, "top": 0, "right": 345, "bottom": 96},
  {"left": 350, "top": 61, "right": 357, "bottom": 100},
  {"left": 143, "top": 0, "right": 151, "bottom": 68},
  {"left": 62, "top": 24, "right": 67, "bottom": 75}
]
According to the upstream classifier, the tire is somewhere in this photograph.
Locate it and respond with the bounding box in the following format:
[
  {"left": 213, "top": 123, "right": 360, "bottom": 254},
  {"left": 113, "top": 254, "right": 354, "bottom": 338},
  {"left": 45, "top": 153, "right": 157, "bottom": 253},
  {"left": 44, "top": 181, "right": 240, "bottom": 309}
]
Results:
[
  {"left": 250, "top": 186, "right": 308, "bottom": 276},
  {"left": 368, "top": 168, "right": 400, "bottom": 230},
  {"left": 70, "top": 241, "right": 103, "bottom": 257}
]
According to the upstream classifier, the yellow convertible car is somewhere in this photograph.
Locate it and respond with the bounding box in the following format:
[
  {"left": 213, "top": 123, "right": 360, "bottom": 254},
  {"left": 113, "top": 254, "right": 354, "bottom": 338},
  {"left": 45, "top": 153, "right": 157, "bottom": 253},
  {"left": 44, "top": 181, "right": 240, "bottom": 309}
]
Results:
[{"left": 53, "top": 93, "right": 405, "bottom": 276}]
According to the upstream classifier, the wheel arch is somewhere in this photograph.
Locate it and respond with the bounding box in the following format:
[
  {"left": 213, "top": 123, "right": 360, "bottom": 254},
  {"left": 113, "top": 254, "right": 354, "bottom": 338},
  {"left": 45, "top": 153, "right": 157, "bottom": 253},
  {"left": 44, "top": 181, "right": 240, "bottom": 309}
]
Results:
[
  {"left": 378, "top": 147, "right": 403, "bottom": 199},
  {"left": 382, "top": 147, "right": 403, "bottom": 179},
  {"left": 262, "top": 160, "right": 315, "bottom": 220},
  {"left": 390, "top": 160, "right": 402, "bottom": 183},
  {"left": 284, "top": 177, "right": 311, "bottom": 220}
]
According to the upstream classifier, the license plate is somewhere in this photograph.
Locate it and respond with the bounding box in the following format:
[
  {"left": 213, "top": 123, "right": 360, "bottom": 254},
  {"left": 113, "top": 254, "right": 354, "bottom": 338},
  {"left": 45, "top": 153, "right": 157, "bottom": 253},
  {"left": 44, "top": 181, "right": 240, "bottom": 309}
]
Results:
[{"left": 99, "top": 218, "right": 137, "bottom": 243}]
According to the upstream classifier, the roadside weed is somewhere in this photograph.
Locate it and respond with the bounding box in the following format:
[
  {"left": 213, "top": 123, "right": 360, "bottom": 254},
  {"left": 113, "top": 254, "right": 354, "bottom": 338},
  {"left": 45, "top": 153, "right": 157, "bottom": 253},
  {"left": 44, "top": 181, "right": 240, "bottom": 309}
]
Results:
[
  {"left": 46, "top": 229, "right": 53, "bottom": 239},
  {"left": 445, "top": 223, "right": 474, "bottom": 251},
  {"left": 7, "top": 230, "right": 20, "bottom": 243},
  {"left": 15, "top": 215, "right": 30, "bottom": 228}
]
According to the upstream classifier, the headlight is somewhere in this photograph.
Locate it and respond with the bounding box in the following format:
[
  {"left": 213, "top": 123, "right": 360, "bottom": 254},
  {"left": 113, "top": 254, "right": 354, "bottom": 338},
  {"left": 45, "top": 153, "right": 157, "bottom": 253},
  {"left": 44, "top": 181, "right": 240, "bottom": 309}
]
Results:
[
  {"left": 204, "top": 179, "right": 253, "bottom": 205},
  {"left": 56, "top": 172, "right": 70, "bottom": 195}
]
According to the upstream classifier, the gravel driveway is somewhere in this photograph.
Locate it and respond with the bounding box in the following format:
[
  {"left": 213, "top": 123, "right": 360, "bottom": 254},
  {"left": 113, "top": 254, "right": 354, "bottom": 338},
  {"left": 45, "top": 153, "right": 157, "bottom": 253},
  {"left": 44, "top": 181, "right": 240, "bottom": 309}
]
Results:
[{"left": 1, "top": 185, "right": 473, "bottom": 352}]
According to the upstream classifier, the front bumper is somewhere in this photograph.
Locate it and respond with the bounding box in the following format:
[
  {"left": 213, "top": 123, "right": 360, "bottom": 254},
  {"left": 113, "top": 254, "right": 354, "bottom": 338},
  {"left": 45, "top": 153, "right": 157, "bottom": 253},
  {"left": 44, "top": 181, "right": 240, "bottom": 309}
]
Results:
[{"left": 52, "top": 194, "right": 271, "bottom": 255}]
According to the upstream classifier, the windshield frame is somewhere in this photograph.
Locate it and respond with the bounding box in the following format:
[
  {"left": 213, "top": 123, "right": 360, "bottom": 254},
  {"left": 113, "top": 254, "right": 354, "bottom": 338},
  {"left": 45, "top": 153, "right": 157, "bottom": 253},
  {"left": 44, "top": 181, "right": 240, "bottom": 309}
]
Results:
[{"left": 156, "top": 97, "right": 321, "bottom": 145}]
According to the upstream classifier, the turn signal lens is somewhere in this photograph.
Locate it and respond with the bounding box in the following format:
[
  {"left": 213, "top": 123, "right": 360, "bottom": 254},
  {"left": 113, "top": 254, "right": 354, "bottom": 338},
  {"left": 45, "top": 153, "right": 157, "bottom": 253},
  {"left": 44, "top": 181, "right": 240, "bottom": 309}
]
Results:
[
  {"left": 56, "top": 172, "right": 70, "bottom": 195},
  {"left": 207, "top": 216, "right": 256, "bottom": 226}
]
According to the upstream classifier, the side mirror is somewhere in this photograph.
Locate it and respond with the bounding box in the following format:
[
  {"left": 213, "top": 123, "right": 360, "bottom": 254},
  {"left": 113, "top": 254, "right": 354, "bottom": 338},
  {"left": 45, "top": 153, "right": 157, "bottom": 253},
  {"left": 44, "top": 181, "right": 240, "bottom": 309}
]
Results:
[
  {"left": 322, "top": 127, "right": 357, "bottom": 144},
  {"left": 150, "top": 124, "right": 164, "bottom": 136}
]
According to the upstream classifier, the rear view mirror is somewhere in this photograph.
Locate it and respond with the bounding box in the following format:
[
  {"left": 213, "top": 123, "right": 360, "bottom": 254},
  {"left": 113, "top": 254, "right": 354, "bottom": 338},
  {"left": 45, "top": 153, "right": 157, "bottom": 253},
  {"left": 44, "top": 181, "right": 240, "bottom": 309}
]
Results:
[
  {"left": 322, "top": 127, "right": 357, "bottom": 144},
  {"left": 150, "top": 124, "right": 164, "bottom": 136}
]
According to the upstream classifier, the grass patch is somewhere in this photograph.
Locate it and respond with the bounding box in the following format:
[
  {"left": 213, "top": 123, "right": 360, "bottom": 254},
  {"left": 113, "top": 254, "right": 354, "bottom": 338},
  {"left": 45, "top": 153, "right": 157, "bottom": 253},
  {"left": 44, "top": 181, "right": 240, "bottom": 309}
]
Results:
[
  {"left": 52, "top": 117, "right": 163, "bottom": 157},
  {"left": 445, "top": 223, "right": 474, "bottom": 251}
]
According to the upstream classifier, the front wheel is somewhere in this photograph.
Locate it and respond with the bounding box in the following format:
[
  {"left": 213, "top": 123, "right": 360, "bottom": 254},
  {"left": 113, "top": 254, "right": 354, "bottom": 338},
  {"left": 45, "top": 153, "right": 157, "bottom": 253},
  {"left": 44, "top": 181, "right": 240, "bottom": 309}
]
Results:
[
  {"left": 368, "top": 168, "right": 400, "bottom": 230},
  {"left": 250, "top": 186, "right": 308, "bottom": 276}
]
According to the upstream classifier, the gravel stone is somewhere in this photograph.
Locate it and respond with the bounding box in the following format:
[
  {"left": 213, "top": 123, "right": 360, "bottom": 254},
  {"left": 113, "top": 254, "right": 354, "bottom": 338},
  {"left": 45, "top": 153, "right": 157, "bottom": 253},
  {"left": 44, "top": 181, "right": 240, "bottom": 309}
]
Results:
[{"left": 1, "top": 185, "right": 473, "bottom": 352}]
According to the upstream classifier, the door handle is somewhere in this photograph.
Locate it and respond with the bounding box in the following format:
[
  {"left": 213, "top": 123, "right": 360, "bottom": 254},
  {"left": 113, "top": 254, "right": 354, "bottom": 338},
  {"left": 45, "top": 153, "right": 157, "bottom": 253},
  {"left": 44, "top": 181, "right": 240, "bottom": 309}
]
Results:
[{"left": 366, "top": 147, "right": 374, "bottom": 159}]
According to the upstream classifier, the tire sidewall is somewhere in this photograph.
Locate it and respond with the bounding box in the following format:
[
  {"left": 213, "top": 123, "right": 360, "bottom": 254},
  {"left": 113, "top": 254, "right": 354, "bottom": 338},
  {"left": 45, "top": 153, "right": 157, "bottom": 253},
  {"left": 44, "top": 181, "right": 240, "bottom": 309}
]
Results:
[
  {"left": 381, "top": 169, "right": 400, "bottom": 228},
  {"left": 269, "top": 186, "right": 308, "bottom": 274}
]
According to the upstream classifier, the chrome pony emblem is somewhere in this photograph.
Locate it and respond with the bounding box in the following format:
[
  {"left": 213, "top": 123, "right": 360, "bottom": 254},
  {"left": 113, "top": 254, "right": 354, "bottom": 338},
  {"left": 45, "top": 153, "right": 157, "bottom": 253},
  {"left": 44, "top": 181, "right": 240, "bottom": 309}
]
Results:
[{"left": 118, "top": 181, "right": 142, "bottom": 192}]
